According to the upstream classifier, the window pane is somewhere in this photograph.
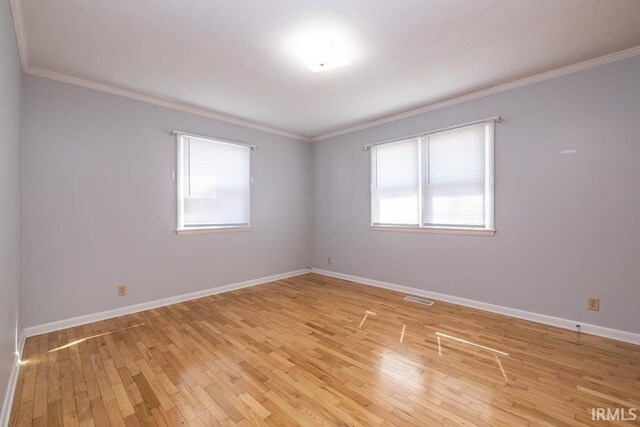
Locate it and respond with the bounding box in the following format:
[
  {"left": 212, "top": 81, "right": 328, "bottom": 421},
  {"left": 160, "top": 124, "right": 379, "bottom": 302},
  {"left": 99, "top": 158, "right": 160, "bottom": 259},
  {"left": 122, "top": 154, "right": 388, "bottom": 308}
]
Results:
[
  {"left": 181, "top": 136, "right": 250, "bottom": 227},
  {"left": 371, "top": 138, "right": 419, "bottom": 225},
  {"left": 423, "top": 124, "right": 486, "bottom": 227}
]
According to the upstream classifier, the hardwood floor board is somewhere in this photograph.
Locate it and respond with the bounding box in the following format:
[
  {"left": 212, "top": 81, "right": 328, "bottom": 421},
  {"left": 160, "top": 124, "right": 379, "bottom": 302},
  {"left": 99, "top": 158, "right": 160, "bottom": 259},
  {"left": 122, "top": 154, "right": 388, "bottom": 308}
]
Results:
[
  {"left": 104, "top": 398, "right": 126, "bottom": 427},
  {"left": 122, "top": 413, "right": 142, "bottom": 427},
  {"left": 204, "top": 385, "right": 245, "bottom": 424},
  {"left": 10, "top": 273, "right": 640, "bottom": 425},
  {"left": 192, "top": 385, "right": 231, "bottom": 423},
  {"left": 60, "top": 365, "right": 76, "bottom": 416},
  {"left": 31, "top": 415, "right": 46, "bottom": 427},
  {"left": 74, "top": 391, "right": 92, "bottom": 425},
  {"left": 63, "top": 411, "right": 80, "bottom": 427},
  {"left": 88, "top": 398, "right": 110, "bottom": 427},
  {"left": 133, "top": 402, "right": 156, "bottom": 427},
  {"left": 12, "top": 399, "right": 33, "bottom": 427},
  {"left": 18, "top": 348, "right": 37, "bottom": 404}
]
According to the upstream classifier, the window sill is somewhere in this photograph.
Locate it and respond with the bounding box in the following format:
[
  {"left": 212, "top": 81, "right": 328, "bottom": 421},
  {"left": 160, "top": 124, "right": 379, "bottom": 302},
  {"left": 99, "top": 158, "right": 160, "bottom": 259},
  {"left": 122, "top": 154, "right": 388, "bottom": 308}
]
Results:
[
  {"left": 370, "top": 225, "right": 495, "bottom": 237},
  {"left": 176, "top": 226, "right": 251, "bottom": 235}
]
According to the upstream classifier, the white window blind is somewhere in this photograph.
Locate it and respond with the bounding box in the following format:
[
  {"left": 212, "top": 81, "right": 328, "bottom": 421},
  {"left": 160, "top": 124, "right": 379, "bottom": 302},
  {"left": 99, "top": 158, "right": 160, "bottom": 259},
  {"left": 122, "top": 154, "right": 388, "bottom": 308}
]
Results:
[
  {"left": 423, "top": 123, "right": 486, "bottom": 227},
  {"left": 177, "top": 135, "right": 250, "bottom": 230},
  {"left": 370, "top": 120, "right": 495, "bottom": 232},
  {"left": 371, "top": 137, "right": 420, "bottom": 226}
]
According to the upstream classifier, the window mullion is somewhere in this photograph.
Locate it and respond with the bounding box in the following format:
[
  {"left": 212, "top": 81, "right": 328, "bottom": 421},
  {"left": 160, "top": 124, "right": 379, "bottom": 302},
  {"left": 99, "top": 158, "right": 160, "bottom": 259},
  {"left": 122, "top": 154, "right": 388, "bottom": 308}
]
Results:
[
  {"left": 417, "top": 137, "right": 424, "bottom": 227},
  {"left": 422, "top": 136, "right": 430, "bottom": 227},
  {"left": 187, "top": 137, "right": 192, "bottom": 197}
]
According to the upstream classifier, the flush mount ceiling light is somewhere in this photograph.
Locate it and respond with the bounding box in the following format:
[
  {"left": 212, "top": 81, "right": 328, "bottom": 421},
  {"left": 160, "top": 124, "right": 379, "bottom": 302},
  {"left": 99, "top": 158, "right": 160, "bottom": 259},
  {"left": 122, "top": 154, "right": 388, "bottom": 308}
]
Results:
[
  {"left": 305, "top": 40, "right": 347, "bottom": 72},
  {"left": 286, "top": 24, "right": 355, "bottom": 73}
]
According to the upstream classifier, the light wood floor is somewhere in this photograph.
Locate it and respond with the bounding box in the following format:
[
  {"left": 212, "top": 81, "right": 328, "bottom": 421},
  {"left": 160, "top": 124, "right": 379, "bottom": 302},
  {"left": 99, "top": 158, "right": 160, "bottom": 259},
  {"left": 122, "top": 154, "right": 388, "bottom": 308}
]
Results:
[{"left": 9, "top": 273, "right": 640, "bottom": 426}]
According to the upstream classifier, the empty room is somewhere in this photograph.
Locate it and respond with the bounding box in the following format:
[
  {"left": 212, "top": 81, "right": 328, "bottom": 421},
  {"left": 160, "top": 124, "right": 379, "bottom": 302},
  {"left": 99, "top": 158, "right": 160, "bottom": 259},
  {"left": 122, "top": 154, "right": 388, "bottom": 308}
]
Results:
[{"left": 2, "top": 0, "right": 640, "bottom": 425}]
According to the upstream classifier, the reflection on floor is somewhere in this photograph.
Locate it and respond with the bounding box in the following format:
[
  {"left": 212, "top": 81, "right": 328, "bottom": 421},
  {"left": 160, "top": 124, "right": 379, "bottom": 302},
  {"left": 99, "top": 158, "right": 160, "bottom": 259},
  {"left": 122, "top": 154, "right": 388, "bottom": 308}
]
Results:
[{"left": 9, "top": 273, "right": 640, "bottom": 426}]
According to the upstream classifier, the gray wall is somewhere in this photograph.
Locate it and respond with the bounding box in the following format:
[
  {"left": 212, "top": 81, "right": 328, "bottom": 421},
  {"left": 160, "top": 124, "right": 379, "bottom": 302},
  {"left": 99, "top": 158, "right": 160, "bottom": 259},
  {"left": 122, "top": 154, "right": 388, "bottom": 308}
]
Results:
[
  {"left": 313, "top": 55, "right": 640, "bottom": 333},
  {"left": 17, "top": 44, "right": 640, "bottom": 336},
  {"left": 22, "top": 75, "right": 312, "bottom": 328},
  {"left": 0, "top": 0, "right": 22, "bottom": 415}
]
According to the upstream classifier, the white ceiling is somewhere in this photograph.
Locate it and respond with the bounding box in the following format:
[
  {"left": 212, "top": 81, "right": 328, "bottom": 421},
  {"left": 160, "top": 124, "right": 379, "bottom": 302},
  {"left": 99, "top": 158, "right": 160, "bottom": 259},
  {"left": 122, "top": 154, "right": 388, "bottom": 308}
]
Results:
[{"left": 15, "top": 0, "right": 640, "bottom": 139}]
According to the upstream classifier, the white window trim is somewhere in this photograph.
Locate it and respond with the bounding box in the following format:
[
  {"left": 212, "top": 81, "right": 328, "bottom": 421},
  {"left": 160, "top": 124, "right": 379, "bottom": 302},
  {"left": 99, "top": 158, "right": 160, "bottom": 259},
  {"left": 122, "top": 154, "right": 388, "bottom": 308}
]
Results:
[
  {"left": 174, "top": 131, "right": 254, "bottom": 234},
  {"left": 369, "top": 225, "right": 495, "bottom": 237},
  {"left": 368, "top": 118, "right": 497, "bottom": 236},
  {"left": 176, "top": 226, "right": 251, "bottom": 235}
]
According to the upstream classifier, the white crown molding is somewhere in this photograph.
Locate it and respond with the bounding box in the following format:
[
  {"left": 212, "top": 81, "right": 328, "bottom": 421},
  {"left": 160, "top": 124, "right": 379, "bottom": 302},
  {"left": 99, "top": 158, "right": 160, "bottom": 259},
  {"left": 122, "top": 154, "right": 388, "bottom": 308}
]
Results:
[
  {"left": 9, "top": 0, "right": 310, "bottom": 142},
  {"left": 23, "top": 66, "right": 311, "bottom": 141},
  {"left": 8, "top": 0, "right": 28, "bottom": 69},
  {"left": 23, "top": 269, "right": 310, "bottom": 337},
  {"left": 312, "top": 45, "right": 640, "bottom": 141},
  {"left": 312, "top": 268, "right": 640, "bottom": 345},
  {"left": 10, "top": 0, "right": 309, "bottom": 141},
  {"left": 9, "top": 0, "right": 640, "bottom": 143},
  {"left": 0, "top": 333, "right": 25, "bottom": 427}
]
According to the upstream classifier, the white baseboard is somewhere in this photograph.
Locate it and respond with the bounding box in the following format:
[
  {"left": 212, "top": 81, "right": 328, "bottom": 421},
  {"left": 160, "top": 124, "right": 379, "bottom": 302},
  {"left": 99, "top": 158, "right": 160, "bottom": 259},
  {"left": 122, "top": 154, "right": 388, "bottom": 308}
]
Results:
[
  {"left": 1, "top": 333, "right": 25, "bottom": 427},
  {"left": 24, "top": 269, "right": 310, "bottom": 337},
  {"left": 312, "top": 268, "right": 640, "bottom": 345}
]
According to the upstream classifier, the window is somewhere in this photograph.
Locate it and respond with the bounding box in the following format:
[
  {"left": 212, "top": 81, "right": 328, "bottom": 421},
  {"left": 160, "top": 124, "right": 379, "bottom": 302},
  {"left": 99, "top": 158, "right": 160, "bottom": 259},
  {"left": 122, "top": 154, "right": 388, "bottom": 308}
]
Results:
[
  {"left": 176, "top": 134, "right": 251, "bottom": 233},
  {"left": 370, "top": 120, "right": 495, "bottom": 235}
]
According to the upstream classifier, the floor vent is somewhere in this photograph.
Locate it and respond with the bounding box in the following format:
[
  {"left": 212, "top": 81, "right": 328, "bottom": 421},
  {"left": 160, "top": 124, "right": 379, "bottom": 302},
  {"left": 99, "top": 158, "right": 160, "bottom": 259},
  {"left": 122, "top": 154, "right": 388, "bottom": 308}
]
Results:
[{"left": 404, "top": 296, "right": 434, "bottom": 306}]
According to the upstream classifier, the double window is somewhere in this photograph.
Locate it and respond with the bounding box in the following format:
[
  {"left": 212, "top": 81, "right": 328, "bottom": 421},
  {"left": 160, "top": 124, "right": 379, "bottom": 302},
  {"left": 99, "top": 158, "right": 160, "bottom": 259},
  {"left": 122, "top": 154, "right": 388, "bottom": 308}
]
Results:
[
  {"left": 176, "top": 134, "right": 251, "bottom": 232},
  {"left": 370, "top": 120, "right": 495, "bottom": 234}
]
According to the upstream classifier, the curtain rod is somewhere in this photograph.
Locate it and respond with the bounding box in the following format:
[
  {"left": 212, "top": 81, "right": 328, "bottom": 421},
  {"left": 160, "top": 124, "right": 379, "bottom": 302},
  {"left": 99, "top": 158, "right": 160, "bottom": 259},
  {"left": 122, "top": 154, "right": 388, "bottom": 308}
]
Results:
[
  {"left": 362, "top": 116, "right": 501, "bottom": 150},
  {"left": 170, "top": 130, "right": 257, "bottom": 151}
]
